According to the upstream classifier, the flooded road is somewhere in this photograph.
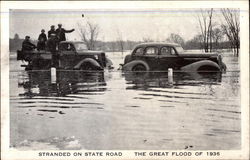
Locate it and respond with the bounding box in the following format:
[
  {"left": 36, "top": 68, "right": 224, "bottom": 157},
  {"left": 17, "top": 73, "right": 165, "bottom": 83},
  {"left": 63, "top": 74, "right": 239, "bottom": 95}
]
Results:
[{"left": 9, "top": 51, "right": 240, "bottom": 150}]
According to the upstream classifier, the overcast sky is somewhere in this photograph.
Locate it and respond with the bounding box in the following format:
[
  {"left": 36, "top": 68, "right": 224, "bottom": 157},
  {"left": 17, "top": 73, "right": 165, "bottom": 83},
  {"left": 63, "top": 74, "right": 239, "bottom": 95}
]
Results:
[{"left": 10, "top": 9, "right": 225, "bottom": 42}]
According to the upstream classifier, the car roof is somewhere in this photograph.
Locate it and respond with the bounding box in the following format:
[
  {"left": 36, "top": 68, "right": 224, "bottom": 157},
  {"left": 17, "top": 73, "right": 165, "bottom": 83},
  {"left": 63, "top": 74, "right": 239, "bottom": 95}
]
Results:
[{"left": 135, "top": 42, "right": 181, "bottom": 48}]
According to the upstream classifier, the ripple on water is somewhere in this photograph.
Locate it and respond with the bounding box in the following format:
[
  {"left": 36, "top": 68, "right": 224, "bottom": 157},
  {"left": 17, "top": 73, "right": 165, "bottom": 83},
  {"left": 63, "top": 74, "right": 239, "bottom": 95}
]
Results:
[{"left": 12, "top": 136, "right": 83, "bottom": 150}]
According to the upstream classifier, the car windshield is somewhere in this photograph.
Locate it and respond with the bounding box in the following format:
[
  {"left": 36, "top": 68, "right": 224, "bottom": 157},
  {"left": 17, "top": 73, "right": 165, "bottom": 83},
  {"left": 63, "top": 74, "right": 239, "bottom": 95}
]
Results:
[
  {"left": 74, "top": 42, "right": 88, "bottom": 51},
  {"left": 175, "top": 46, "right": 184, "bottom": 54}
]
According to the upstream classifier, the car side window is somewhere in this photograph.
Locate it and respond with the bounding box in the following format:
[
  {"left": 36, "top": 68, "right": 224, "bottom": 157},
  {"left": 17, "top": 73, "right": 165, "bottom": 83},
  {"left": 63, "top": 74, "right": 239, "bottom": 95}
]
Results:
[
  {"left": 134, "top": 47, "right": 143, "bottom": 55},
  {"left": 145, "top": 47, "right": 158, "bottom": 55},
  {"left": 60, "top": 43, "right": 75, "bottom": 51},
  {"left": 67, "top": 44, "right": 75, "bottom": 51},
  {"left": 161, "top": 47, "right": 176, "bottom": 55}
]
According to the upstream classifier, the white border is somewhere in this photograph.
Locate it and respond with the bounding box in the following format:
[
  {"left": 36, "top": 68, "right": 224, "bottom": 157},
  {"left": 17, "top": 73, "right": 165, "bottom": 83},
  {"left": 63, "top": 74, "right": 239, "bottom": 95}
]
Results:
[{"left": 1, "top": 1, "right": 249, "bottom": 160}]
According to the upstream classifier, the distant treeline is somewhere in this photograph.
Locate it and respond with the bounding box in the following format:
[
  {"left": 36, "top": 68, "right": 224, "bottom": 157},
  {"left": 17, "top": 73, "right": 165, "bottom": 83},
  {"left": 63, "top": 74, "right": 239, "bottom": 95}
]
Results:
[
  {"left": 183, "top": 41, "right": 232, "bottom": 50},
  {"left": 92, "top": 40, "right": 233, "bottom": 51},
  {"left": 9, "top": 37, "right": 233, "bottom": 52}
]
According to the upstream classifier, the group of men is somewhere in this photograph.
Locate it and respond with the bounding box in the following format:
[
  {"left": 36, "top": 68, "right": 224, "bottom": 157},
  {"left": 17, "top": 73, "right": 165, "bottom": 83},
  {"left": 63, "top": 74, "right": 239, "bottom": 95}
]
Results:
[
  {"left": 21, "top": 24, "right": 75, "bottom": 67},
  {"left": 22, "top": 24, "right": 75, "bottom": 52}
]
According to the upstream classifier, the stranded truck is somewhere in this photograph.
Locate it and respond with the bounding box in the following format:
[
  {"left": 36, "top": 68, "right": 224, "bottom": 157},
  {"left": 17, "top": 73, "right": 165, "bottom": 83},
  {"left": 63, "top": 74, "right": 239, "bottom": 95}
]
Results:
[{"left": 17, "top": 41, "right": 112, "bottom": 71}]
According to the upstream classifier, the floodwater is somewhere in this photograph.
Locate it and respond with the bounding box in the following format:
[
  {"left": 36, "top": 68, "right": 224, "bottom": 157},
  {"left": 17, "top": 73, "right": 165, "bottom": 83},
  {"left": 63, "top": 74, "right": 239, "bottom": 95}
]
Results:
[{"left": 9, "top": 51, "right": 240, "bottom": 150}]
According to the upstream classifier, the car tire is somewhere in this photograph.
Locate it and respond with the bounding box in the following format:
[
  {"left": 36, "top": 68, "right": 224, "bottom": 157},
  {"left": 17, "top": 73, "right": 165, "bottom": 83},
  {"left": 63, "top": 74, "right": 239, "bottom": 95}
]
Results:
[
  {"left": 221, "top": 62, "right": 227, "bottom": 72},
  {"left": 80, "top": 62, "right": 96, "bottom": 71},
  {"left": 74, "top": 58, "right": 103, "bottom": 71},
  {"left": 197, "top": 65, "right": 220, "bottom": 72},
  {"left": 122, "top": 60, "right": 150, "bottom": 71},
  {"left": 132, "top": 64, "right": 147, "bottom": 71},
  {"left": 181, "top": 60, "right": 221, "bottom": 72}
]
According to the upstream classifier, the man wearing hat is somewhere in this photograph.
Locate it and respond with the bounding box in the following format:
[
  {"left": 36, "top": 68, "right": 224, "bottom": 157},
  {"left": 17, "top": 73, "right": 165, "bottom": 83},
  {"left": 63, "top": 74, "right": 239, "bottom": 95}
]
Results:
[
  {"left": 56, "top": 24, "right": 75, "bottom": 42},
  {"left": 37, "top": 29, "right": 47, "bottom": 51},
  {"left": 48, "top": 25, "right": 57, "bottom": 38},
  {"left": 22, "top": 36, "right": 36, "bottom": 51}
]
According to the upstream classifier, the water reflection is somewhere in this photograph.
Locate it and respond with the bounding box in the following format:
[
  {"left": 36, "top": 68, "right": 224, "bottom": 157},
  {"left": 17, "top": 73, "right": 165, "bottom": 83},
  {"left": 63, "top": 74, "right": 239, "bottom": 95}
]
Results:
[
  {"left": 18, "top": 71, "right": 106, "bottom": 97},
  {"left": 123, "top": 72, "right": 222, "bottom": 89}
]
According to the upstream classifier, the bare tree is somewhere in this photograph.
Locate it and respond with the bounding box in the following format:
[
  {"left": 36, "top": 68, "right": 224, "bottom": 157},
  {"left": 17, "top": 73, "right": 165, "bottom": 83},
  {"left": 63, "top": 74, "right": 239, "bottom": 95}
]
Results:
[
  {"left": 194, "top": 34, "right": 204, "bottom": 47},
  {"left": 221, "top": 24, "right": 235, "bottom": 52},
  {"left": 142, "top": 37, "right": 154, "bottom": 42},
  {"left": 197, "top": 9, "right": 214, "bottom": 52},
  {"left": 126, "top": 40, "right": 134, "bottom": 50},
  {"left": 211, "top": 27, "right": 224, "bottom": 49},
  {"left": 78, "top": 21, "right": 99, "bottom": 50},
  {"left": 184, "top": 34, "right": 203, "bottom": 50},
  {"left": 166, "top": 33, "right": 185, "bottom": 46},
  {"left": 221, "top": 9, "right": 240, "bottom": 56},
  {"left": 116, "top": 29, "right": 125, "bottom": 55}
]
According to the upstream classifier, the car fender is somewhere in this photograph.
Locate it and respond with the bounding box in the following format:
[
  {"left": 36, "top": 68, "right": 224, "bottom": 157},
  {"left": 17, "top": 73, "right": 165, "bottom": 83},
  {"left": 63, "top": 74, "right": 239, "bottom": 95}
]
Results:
[
  {"left": 124, "top": 55, "right": 132, "bottom": 64},
  {"left": 221, "top": 62, "right": 227, "bottom": 72},
  {"left": 74, "top": 58, "right": 102, "bottom": 69},
  {"left": 122, "top": 60, "right": 150, "bottom": 71},
  {"left": 105, "top": 57, "right": 113, "bottom": 67},
  {"left": 181, "top": 60, "right": 221, "bottom": 71}
]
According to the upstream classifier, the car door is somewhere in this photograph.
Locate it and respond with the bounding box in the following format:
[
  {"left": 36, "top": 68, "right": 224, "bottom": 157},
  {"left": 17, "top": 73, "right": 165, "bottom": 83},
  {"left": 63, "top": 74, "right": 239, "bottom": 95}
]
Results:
[
  {"left": 59, "top": 43, "right": 77, "bottom": 69},
  {"left": 158, "top": 46, "right": 180, "bottom": 70},
  {"left": 142, "top": 46, "right": 159, "bottom": 70}
]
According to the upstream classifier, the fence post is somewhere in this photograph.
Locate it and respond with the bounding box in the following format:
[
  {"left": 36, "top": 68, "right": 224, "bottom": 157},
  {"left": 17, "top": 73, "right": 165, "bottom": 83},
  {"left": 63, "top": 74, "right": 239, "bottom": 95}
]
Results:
[
  {"left": 168, "top": 68, "right": 173, "bottom": 85},
  {"left": 51, "top": 67, "right": 56, "bottom": 83}
]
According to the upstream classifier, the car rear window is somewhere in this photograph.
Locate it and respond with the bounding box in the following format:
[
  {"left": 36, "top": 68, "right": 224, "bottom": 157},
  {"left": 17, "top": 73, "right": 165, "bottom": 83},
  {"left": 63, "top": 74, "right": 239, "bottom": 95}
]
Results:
[{"left": 145, "top": 47, "right": 158, "bottom": 55}]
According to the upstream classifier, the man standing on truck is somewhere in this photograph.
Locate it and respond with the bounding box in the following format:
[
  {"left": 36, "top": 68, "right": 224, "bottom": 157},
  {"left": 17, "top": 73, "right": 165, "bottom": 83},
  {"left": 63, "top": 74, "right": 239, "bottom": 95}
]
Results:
[
  {"left": 46, "top": 34, "right": 58, "bottom": 67},
  {"left": 22, "top": 36, "right": 36, "bottom": 51},
  {"left": 56, "top": 24, "right": 75, "bottom": 42},
  {"left": 37, "top": 29, "right": 47, "bottom": 51},
  {"left": 48, "top": 25, "right": 57, "bottom": 38}
]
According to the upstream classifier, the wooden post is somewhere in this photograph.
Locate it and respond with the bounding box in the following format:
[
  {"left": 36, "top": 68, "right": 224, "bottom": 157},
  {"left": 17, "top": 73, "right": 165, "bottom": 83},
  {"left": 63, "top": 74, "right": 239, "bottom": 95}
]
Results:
[
  {"left": 51, "top": 67, "right": 56, "bottom": 83},
  {"left": 168, "top": 68, "right": 173, "bottom": 85}
]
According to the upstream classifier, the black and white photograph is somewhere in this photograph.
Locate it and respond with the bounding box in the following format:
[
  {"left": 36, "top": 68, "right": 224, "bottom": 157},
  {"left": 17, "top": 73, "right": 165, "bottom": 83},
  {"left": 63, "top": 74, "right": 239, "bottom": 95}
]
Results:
[{"left": 1, "top": 1, "right": 249, "bottom": 160}]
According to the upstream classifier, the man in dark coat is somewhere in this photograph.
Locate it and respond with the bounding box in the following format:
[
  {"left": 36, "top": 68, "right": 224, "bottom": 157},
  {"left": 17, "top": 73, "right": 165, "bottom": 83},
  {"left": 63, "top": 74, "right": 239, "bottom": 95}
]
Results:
[
  {"left": 22, "top": 36, "right": 36, "bottom": 51},
  {"left": 48, "top": 25, "right": 56, "bottom": 38},
  {"left": 56, "top": 24, "right": 75, "bottom": 42},
  {"left": 46, "top": 34, "right": 57, "bottom": 52},
  {"left": 37, "top": 29, "right": 47, "bottom": 51},
  {"left": 46, "top": 34, "right": 58, "bottom": 67}
]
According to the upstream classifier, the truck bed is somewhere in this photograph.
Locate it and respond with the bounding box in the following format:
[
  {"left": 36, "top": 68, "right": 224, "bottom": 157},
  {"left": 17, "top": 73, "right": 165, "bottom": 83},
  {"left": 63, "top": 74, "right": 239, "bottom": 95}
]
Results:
[{"left": 17, "top": 50, "right": 52, "bottom": 61}]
